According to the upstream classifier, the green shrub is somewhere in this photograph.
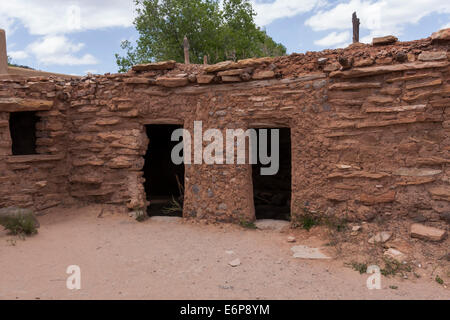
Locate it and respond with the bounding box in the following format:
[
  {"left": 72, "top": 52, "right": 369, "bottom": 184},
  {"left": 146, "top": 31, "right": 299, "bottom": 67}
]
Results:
[
  {"left": 323, "top": 216, "right": 348, "bottom": 232},
  {"left": 380, "top": 258, "right": 412, "bottom": 277},
  {"left": 162, "top": 196, "right": 183, "bottom": 216},
  {"left": 292, "top": 207, "right": 321, "bottom": 231},
  {"left": 348, "top": 262, "right": 368, "bottom": 274},
  {"left": 389, "top": 286, "right": 398, "bottom": 290},
  {"left": 292, "top": 202, "right": 350, "bottom": 233},
  {"left": 239, "top": 219, "right": 257, "bottom": 230},
  {"left": 1, "top": 213, "right": 38, "bottom": 235}
]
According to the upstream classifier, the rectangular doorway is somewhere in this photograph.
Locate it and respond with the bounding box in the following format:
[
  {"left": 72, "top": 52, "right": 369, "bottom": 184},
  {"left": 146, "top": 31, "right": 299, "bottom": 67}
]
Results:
[
  {"left": 9, "top": 111, "right": 39, "bottom": 155},
  {"left": 252, "top": 128, "right": 291, "bottom": 221},
  {"left": 144, "top": 125, "right": 185, "bottom": 217}
]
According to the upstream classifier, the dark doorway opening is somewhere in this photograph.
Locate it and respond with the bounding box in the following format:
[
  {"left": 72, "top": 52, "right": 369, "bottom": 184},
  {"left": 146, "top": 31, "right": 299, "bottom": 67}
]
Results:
[
  {"left": 252, "top": 128, "right": 291, "bottom": 221},
  {"left": 144, "top": 125, "right": 185, "bottom": 217},
  {"left": 9, "top": 112, "right": 39, "bottom": 156}
]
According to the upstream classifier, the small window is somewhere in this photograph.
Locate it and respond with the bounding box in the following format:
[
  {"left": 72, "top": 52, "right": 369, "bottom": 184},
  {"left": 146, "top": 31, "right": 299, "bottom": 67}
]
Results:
[{"left": 9, "top": 112, "right": 39, "bottom": 155}]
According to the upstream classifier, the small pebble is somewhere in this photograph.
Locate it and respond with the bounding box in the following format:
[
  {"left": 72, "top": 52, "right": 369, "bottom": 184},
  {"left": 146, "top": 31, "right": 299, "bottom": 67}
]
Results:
[{"left": 229, "top": 259, "right": 241, "bottom": 267}]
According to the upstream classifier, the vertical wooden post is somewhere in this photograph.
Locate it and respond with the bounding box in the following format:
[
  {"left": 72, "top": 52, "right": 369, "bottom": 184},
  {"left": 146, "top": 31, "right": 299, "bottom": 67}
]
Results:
[
  {"left": 203, "top": 55, "right": 208, "bottom": 65},
  {"left": 0, "top": 29, "right": 8, "bottom": 74},
  {"left": 183, "top": 35, "right": 190, "bottom": 65},
  {"left": 352, "top": 12, "right": 360, "bottom": 43}
]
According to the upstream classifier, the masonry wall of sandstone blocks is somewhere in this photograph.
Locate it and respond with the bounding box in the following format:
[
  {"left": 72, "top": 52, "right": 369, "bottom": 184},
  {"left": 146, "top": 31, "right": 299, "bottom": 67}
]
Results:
[{"left": 0, "top": 29, "right": 449, "bottom": 226}]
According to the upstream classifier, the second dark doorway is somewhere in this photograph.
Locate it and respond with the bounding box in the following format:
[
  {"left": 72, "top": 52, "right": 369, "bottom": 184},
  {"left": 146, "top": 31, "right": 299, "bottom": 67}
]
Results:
[
  {"left": 252, "top": 128, "right": 291, "bottom": 221},
  {"left": 144, "top": 125, "right": 185, "bottom": 217}
]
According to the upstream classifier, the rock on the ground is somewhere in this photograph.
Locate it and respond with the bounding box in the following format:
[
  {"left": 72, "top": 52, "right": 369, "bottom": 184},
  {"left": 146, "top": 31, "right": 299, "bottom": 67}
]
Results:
[
  {"left": 410, "top": 223, "right": 447, "bottom": 242},
  {"left": 368, "top": 231, "right": 392, "bottom": 244},
  {"left": 0, "top": 207, "right": 40, "bottom": 228},
  {"left": 291, "top": 245, "right": 331, "bottom": 260},
  {"left": 254, "top": 219, "right": 290, "bottom": 231},
  {"left": 229, "top": 259, "right": 241, "bottom": 267},
  {"left": 287, "top": 236, "right": 296, "bottom": 243},
  {"left": 384, "top": 248, "right": 407, "bottom": 263}
]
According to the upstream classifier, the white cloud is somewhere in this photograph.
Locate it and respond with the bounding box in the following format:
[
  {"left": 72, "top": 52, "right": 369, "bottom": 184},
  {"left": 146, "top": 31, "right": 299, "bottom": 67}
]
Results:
[
  {"left": 0, "top": 1, "right": 134, "bottom": 67},
  {"left": 0, "top": 14, "right": 16, "bottom": 37},
  {"left": 27, "top": 36, "right": 98, "bottom": 66},
  {"left": 306, "top": 0, "right": 450, "bottom": 43},
  {"left": 251, "top": 0, "right": 322, "bottom": 26},
  {"left": 0, "top": 0, "right": 135, "bottom": 36},
  {"left": 314, "top": 31, "right": 351, "bottom": 47},
  {"left": 442, "top": 22, "right": 450, "bottom": 29},
  {"left": 9, "top": 50, "right": 29, "bottom": 60}
]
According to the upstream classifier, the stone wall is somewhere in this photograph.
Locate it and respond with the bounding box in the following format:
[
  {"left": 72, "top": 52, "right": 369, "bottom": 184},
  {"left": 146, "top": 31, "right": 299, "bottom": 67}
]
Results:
[
  {"left": 0, "top": 29, "right": 449, "bottom": 226},
  {"left": 0, "top": 76, "right": 71, "bottom": 210}
]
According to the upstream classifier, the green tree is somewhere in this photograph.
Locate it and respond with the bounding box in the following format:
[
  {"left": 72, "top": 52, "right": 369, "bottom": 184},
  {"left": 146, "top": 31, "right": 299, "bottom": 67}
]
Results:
[
  {"left": 115, "top": 0, "right": 286, "bottom": 72},
  {"left": 260, "top": 30, "right": 287, "bottom": 58}
]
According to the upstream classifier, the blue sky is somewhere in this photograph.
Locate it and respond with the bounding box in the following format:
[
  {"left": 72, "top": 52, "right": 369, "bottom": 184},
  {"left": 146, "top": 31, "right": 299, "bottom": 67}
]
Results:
[{"left": 2, "top": 0, "right": 449, "bottom": 76}]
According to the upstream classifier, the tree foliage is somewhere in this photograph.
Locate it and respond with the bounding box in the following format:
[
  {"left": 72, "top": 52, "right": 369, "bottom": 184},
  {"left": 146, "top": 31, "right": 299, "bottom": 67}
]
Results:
[{"left": 115, "top": 0, "right": 286, "bottom": 72}]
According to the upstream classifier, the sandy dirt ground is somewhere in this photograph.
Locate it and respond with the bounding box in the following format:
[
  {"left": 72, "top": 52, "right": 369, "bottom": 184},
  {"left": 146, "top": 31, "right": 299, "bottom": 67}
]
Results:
[{"left": 0, "top": 206, "right": 449, "bottom": 300}]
